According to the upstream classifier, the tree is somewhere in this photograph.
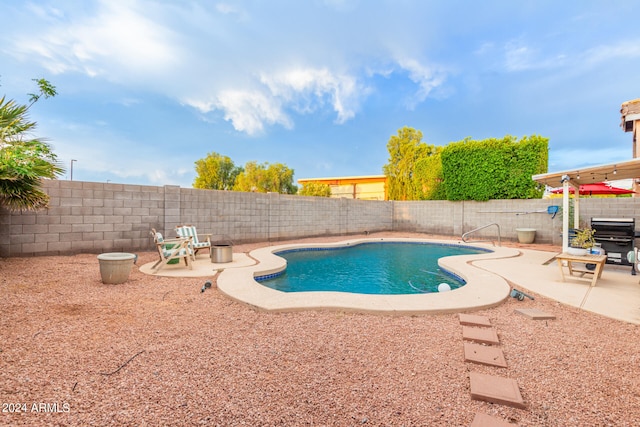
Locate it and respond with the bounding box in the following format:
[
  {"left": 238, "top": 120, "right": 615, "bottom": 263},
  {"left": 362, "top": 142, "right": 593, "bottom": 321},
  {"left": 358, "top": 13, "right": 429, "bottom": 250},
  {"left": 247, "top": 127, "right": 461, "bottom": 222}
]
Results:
[
  {"left": 193, "top": 152, "right": 242, "bottom": 190},
  {"left": 299, "top": 182, "right": 332, "bottom": 197},
  {"left": 413, "top": 147, "right": 446, "bottom": 200},
  {"left": 234, "top": 161, "right": 298, "bottom": 194},
  {"left": 0, "top": 78, "right": 64, "bottom": 211},
  {"left": 382, "top": 126, "right": 438, "bottom": 200}
]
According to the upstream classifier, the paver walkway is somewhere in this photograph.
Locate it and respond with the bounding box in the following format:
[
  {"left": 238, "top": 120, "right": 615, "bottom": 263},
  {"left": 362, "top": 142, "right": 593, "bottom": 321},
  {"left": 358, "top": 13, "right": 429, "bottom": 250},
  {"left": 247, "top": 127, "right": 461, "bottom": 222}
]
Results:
[
  {"left": 459, "top": 313, "right": 521, "bottom": 425},
  {"left": 460, "top": 308, "right": 557, "bottom": 425}
]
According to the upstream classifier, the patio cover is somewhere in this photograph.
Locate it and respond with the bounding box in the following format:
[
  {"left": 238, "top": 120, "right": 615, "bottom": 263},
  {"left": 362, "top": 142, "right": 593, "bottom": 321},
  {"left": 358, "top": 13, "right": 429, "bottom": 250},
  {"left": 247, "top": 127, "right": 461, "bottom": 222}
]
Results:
[{"left": 532, "top": 158, "right": 640, "bottom": 252}]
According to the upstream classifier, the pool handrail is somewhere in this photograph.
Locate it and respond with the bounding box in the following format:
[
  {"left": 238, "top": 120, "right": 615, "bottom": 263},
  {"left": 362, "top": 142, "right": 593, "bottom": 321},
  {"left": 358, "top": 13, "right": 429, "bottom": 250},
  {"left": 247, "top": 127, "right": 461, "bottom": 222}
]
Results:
[{"left": 462, "top": 223, "right": 501, "bottom": 247}]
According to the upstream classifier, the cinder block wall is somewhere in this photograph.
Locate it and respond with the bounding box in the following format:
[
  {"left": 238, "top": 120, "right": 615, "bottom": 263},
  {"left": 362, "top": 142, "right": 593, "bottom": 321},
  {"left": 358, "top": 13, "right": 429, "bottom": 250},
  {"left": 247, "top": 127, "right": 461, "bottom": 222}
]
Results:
[
  {"left": 172, "top": 189, "right": 393, "bottom": 244},
  {"left": 0, "top": 181, "right": 393, "bottom": 256},
  {"left": 0, "top": 181, "right": 169, "bottom": 257},
  {"left": 393, "top": 199, "right": 563, "bottom": 244},
  {"left": 393, "top": 200, "right": 462, "bottom": 236},
  {"left": 576, "top": 198, "right": 640, "bottom": 223},
  {"left": 391, "top": 198, "right": 640, "bottom": 246},
  {"left": 2, "top": 180, "right": 639, "bottom": 257}
]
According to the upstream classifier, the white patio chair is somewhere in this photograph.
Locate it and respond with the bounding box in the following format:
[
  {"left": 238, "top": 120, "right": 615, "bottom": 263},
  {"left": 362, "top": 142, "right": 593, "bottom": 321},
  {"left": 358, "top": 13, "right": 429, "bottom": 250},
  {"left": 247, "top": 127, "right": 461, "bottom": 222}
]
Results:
[{"left": 175, "top": 225, "right": 211, "bottom": 258}]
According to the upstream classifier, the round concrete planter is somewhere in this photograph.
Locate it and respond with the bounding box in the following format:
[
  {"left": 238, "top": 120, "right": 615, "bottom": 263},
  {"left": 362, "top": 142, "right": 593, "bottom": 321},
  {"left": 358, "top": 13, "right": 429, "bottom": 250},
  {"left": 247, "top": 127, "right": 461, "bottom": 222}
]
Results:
[
  {"left": 515, "top": 228, "right": 536, "bottom": 244},
  {"left": 97, "top": 252, "right": 136, "bottom": 284}
]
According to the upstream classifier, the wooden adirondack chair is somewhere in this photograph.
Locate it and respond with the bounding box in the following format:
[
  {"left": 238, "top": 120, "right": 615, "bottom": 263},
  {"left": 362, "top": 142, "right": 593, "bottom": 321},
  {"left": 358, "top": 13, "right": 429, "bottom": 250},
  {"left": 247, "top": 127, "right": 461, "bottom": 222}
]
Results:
[{"left": 150, "top": 228, "right": 193, "bottom": 271}]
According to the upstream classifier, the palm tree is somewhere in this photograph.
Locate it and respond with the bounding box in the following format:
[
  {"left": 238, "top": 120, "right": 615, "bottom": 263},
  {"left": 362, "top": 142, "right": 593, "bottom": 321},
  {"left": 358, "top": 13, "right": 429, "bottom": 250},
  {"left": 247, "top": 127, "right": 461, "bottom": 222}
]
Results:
[{"left": 0, "top": 79, "right": 64, "bottom": 211}]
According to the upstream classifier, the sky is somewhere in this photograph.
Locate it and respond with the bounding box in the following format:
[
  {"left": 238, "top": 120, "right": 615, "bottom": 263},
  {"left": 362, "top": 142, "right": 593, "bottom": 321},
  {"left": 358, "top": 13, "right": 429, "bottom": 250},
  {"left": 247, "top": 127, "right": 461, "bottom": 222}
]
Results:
[{"left": 1, "top": 0, "right": 640, "bottom": 189}]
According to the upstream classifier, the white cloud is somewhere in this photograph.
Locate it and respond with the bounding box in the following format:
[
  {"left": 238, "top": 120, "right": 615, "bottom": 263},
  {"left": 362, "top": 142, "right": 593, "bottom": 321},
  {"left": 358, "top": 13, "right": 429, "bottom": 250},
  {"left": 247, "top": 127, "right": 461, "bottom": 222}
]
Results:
[
  {"left": 395, "top": 58, "right": 447, "bottom": 108},
  {"left": 25, "top": 3, "right": 65, "bottom": 21},
  {"left": 12, "top": 0, "right": 182, "bottom": 81},
  {"left": 215, "top": 89, "right": 293, "bottom": 135},
  {"left": 583, "top": 40, "right": 640, "bottom": 66},
  {"left": 474, "top": 38, "right": 570, "bottom": 74},
  {"left": 181, "top": 66, "right": 367, "bottom": 134},
  {"left": 504, "top": 43, "right": 534, "bottom": 72},
  {"left": 501, "top": 40, "right": 571, "bottom": 72},
  {"left": 119, "top": 98, "right": 141, "bottom": 107},
  {"left": 474, "top": 42, "right": 495, "bottom": 56},
  {"left": 261, "top": 67, "right": 364, "bottom": 123},
  {"left": 215, "top": 3, "right": 238, "bottom": 14},
  {"left": 6, "top": 1, "right": 452, "bottom": 137},
  {"left": 215, "top": 2, "right": 248, "bottom": 19}
]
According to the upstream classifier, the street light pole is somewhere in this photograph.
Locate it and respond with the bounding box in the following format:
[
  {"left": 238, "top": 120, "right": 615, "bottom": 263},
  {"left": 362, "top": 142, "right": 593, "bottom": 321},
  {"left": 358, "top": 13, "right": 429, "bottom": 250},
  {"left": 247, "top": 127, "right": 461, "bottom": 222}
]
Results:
[{"left": 70, "top": 159, "right": 77, "bottom": 181}]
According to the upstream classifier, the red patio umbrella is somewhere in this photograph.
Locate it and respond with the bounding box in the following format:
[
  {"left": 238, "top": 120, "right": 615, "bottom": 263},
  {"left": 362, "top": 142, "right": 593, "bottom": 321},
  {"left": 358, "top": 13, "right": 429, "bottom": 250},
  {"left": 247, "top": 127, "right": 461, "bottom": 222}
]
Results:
[{"left": 550, "top": 182, "right": 635, "bottom": 196}]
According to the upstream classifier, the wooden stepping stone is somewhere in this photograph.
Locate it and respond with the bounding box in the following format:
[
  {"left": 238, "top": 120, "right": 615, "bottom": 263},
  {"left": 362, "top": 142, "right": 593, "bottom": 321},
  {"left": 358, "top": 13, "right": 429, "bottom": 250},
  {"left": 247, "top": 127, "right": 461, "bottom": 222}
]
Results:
[
  {"left": 464, "top": 342, "right": 507, "bottom": 368},
  {"left": 469, "top": 372, "right": 526, "bottom": 409},
  {"left": 459, "top": 313, "right": 492, "bottom": 327},
  {"left": 514, "top": 308, "right": 556, "bottom": 320},
  {"left": 462, "top": 326, "right": 500, "bottom": 345},
  {"left": 470, "top": 412, "right": 517, "bottom": 427}
]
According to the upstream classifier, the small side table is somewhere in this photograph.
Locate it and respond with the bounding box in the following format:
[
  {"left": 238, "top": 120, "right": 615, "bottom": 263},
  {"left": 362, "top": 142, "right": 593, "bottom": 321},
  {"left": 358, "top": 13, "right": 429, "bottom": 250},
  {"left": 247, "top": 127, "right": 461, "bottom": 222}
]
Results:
[{"left": 556, "top": 253, "right": 607, "bottom": 287}]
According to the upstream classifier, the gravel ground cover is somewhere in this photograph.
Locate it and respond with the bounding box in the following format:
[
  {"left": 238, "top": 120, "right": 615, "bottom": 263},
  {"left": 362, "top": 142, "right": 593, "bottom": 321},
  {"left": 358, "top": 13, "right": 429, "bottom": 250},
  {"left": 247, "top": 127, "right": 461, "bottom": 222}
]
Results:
[{"left": 1, "top": 233, "right": 639, "bottom": 426}]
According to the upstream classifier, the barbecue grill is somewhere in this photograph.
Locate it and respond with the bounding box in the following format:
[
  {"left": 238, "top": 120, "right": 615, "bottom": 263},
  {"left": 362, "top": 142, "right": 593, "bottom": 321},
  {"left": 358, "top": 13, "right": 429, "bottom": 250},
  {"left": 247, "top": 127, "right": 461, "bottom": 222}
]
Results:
[{"left": 590, "top": 218, "right": 635, "bottom": 268}]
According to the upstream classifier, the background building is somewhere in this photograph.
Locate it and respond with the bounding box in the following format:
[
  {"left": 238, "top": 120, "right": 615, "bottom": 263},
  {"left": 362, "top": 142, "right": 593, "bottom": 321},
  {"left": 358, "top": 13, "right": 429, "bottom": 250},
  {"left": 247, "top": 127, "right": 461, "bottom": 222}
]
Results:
[
  {"left": 298, "top": 175, "right": 387, "bottom": 200},
  {"left": 621, "top": 98, "right": 640, "bottom": 195}
]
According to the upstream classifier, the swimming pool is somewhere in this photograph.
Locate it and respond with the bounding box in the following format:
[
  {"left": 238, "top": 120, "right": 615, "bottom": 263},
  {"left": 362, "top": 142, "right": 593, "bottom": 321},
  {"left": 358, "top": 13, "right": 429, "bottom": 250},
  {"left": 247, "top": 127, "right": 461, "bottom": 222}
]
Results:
[
  {"left": 216, "top": 238, "right": 518, "bottom": 314},
  {"left": 257, "top": 242, "right": 488, "bottom": 294}
]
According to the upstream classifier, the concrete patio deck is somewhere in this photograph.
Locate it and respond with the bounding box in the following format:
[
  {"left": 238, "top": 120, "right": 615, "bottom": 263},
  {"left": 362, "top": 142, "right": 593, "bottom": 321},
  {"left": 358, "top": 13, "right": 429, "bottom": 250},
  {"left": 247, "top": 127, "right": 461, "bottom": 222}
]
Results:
[
  {"left": 139, "top": 238, "right": 640, "bottom": 324},
  {"left": 139, "top": 252, "right": 256, "bottom": 277},
  {"left": 476, "top": 247, "right": 640, "bottom": 325}
]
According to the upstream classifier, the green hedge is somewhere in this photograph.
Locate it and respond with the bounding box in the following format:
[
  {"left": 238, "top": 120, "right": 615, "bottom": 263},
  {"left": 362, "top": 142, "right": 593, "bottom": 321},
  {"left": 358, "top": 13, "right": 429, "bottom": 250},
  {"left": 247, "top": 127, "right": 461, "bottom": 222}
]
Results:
[{"left": 441, "top": 135, "right": 548, "bottom": 201}]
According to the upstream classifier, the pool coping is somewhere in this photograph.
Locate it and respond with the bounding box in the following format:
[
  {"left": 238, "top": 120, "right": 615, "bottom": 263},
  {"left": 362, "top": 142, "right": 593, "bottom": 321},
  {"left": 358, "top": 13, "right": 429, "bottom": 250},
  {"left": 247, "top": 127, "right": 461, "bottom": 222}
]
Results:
[{"left": 217, "top": 237, "right": 522, "bottom": 314}]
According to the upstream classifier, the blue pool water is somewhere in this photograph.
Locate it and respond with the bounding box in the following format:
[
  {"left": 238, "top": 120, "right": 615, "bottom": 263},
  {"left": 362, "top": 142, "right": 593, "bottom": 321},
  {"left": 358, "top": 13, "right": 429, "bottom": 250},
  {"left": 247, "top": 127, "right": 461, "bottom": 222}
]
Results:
[{"left": 257, "top": 242, "right": 488, "bottom": 294}]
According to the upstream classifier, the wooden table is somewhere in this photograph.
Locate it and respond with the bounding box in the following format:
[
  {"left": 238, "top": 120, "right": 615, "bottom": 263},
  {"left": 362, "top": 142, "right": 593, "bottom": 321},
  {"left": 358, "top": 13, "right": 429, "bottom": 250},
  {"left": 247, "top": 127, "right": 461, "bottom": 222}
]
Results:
[{"left": 556, "top": 253, "right": 607, "bottom": 287}]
